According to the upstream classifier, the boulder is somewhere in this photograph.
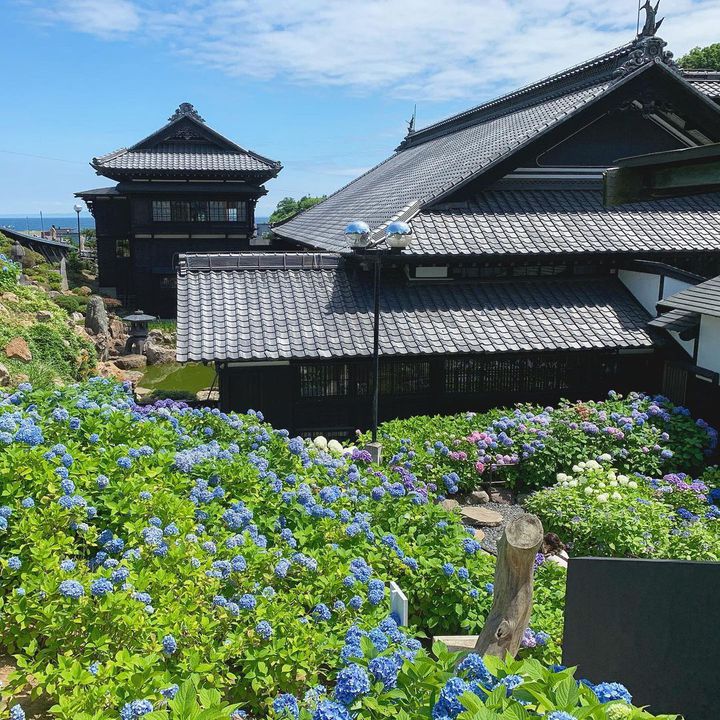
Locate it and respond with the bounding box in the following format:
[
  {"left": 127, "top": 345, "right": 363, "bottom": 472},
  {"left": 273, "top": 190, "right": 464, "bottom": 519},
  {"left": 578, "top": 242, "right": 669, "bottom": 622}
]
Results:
[
  {"left": 145, "top": 334, "right": 176, "bottom": 365},
  {"left": 76, "top": 285, "right": 92, "bottom": 296},
  {"left": 461, "top": 506, "right": 503, "bottom": 527},
  {"left": 109, "top": 316, "right": 126, "bottom": 339},
  {"left": 71, "top": 312, "right": 85, "bottom": 324},
  {"left": 135, "top": 386, "right": 153, "bottom": 400},
  {"left": 0, "top": 363, "right": 10, "bottom": 387},
  {"left": 4, "top": 337, "right": 32, "bottom": 363},
  {"left": 85, "top": 296, "right": 109, "bottom": 336},
  {"left": 35, "top": 310, "right": 53, "bottom": 323},
  {"left": 1, "top": 292, "right": 19, "bottom": 303},
  {"left": 113, "top": 354, "right": 147, "bottom": 370},
  {"left": 466, "top": 490, "right": 490, "bottom": 505},
  {"left": 440, "top": 498, "right": 461, "bottom": 512},
  {"left": 196, "top": 388, "right": 219, "bottom": 402}
]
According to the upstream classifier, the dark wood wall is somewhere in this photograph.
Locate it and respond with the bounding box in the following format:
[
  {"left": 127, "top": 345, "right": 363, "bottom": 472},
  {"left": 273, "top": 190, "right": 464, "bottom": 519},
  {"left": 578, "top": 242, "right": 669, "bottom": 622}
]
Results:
[{"left": 219, "top": 350, "right": 661, "bottom": 437}]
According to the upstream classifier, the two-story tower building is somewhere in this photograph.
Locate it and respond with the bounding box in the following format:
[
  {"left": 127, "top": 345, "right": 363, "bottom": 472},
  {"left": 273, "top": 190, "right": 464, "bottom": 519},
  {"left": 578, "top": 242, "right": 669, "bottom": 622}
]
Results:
[{"left": 76, "top": 103, "right": 282, "bottom": 316}]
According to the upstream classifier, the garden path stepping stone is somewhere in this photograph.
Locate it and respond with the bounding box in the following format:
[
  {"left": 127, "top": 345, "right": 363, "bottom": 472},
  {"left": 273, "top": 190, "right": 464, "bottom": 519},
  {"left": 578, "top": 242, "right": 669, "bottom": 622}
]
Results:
[
  {"left": 461, "top": 507, "right": 503, "bottom": 527},
  {"left": 474, "top": 528, "right": 485, "bottom": 541}
]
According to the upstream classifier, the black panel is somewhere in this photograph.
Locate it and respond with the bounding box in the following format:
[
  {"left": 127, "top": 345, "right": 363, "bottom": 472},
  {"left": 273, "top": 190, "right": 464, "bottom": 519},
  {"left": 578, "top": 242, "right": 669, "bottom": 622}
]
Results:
[
  {"left": 563, "top": 557, "right": 720, "bottom": 720},
  {"left": 537, "top": 109, "right": 686, "bottom": 167}
]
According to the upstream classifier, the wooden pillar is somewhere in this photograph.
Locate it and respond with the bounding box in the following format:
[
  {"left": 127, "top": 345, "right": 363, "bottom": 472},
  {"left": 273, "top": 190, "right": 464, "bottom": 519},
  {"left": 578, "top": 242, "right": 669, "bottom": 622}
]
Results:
[{"left": 474, "top": 514, "right": 544, "bottom": 658}]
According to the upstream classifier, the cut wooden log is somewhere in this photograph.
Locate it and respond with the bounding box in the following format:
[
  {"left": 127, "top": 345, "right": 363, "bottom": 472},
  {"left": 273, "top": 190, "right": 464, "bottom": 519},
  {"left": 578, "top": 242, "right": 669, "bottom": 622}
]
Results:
[{"left": 473, "top": 513, "right": 543, "bottom": 659}]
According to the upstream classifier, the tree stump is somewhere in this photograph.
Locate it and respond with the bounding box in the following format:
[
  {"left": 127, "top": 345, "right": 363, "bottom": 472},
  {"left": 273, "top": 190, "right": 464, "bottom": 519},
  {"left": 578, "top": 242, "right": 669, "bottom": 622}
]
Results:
[{"left": 474, "top": 513, "right": 543, "bottom": 659}]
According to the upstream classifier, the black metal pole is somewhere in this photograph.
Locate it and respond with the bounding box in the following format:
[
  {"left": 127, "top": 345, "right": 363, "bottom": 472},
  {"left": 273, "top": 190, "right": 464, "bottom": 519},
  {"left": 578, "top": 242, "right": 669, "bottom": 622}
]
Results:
[{"left": 371, "top": 252, "right": 381, "bottom": 443}]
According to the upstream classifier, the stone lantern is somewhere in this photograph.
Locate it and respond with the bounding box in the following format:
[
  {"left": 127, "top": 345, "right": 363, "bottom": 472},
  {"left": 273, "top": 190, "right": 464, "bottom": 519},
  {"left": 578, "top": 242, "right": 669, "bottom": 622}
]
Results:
[{"left": 123, "top": 310, "right": 156, "bottom": 355}]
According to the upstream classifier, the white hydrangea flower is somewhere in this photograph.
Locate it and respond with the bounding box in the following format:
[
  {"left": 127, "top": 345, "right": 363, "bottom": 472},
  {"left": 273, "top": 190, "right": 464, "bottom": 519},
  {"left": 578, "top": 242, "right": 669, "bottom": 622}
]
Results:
[
  {"left": 628, "top": 480, "right": 638, "bottom": 489},
  {"left": 568, "top": 479, "right": 578, "bottom": 488},
  {"left": 608, "top": 472, "right": 617, "bottom": 481},
  {"left": 596, "top": 493, "right": 609, "bottom": 503},
  {"left": 557, "top": 473, "right": 568, "bottom": 482},
  {"left": 609, "top": 480, "right": 618, "bottom": 487},
  {"left": 599, "top": 453, "right": 612, "bottom": 462},
  {"left": 584, "top": 487, "right": 595, "bottom": 496},
  {"left": 313, "top": 436, "right": 328, "bottom": 450},
  {"left": 618, "top": 475, "right": 629, "bottom": 485},
  {"left": 572, "top": 465, "right": 581, "bottom": 473},
  {"left": 611, "top": 492, "right": 622, "bottom": 500},
  {"left": 327, "top": 439, "right": 344, "bottom": 455}
]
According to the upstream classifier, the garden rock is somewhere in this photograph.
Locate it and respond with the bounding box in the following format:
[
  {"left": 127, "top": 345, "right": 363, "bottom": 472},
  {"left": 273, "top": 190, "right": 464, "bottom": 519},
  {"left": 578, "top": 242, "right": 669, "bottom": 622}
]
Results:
[
  {"left": 109, "top": 316, "right": 126, "bottom": 339},
  {"left": 474, "top": 528, "right": 485, "bottom": 541},
  {"left": 35, "top": 310, "right": 53, "bottom": 322},
  {"left": 71, "top": 311, "right": 85, "bottom": 324},
  {"left": 145, "top": 331, "right": 176, "bottom": 365},
  {"left": 4, "top": 337, "right": 32, "bottom": 363},
  {"left": 76, "top": 285, "right": 93, "bottom": 296},
  {"left": 467, "top": 490, "right": 490, "bottom": 505},
  {"left": 0, "top": 363, "right": 10, "bottom": 386},
  {"left": 441, "top": 498, "right": 461, "bottom": 512},
  {"left": 1, "top": 292, "right": 19, "bottom": 303},
  {"left": 114, "top": 354, "right": 147, "bottom": 370},
  {"left": 196, "top": 388, "right": 220, "bottom": 402},
  {"left": 85, "top": 296, "right": 109, "bottom": 336},
  {"left": 461, "top": 506, "right": 503, "bottom": 527},
  {"left": 135, "top": 386, "right": 153, "bottom": 400}
]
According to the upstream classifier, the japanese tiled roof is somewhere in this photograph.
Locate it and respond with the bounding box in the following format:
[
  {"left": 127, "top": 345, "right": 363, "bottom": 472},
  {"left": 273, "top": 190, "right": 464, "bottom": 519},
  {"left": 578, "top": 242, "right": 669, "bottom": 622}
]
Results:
[
  {"left": 648, "top": 308, "right": 700, "bottom": 331},
  {"left": 176, "top": 253, "right": 654, "bottom": 362},
  {"left": 406, "top": 188, "right": 720, "bottom": 256},
  {"left": 657, "top": 274, "right": 720, "bottom": 317},
  {"left": 683, "top": 71, "right": 720, "bottom": 101},
  {"left": 93, "top": 146, "right": 276, "bottom": 174},
  {"left": 92, "top": 104, "right": 280, "bottom": 180},
  {"left": 273, "top": 43, "right": 720, "bottom": 253}
]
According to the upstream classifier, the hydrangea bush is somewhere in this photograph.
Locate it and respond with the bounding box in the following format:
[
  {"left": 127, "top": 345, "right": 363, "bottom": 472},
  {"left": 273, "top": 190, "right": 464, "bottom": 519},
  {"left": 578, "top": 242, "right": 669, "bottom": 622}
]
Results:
[
  {"left": 525, "top": 458, "right": 720, "bottom": 559},
  {"left": 361, "top": 393, "right": 717, "bottom": 492},
  {"left": 0, "top": 380, "right": 568, "bottom": 719}
]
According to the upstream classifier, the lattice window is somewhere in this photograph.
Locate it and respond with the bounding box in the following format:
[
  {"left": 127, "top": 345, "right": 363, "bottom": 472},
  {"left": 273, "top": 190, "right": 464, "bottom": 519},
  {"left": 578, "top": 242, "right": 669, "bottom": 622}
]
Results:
[
  {"left": 152, "top": 201, "right": 171, "bottom": 222},
  {"left": 380, "top": 360, "right": 431, "bottom": 395},
  {"left": 299, "top": 364, "right": 350, "bottom": 398},
  {"left": 115, "top": 238, "right": 131, "bottom": 258}
]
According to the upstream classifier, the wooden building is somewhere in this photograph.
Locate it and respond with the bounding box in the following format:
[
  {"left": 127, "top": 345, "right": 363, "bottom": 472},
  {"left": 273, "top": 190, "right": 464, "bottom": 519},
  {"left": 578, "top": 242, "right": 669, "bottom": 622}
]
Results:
[
  {"left": 176, "top": 28, "right": 720, "bottom": 436},
  {"left": 76, "top": 103, "right": 283, "bottom": 316}
]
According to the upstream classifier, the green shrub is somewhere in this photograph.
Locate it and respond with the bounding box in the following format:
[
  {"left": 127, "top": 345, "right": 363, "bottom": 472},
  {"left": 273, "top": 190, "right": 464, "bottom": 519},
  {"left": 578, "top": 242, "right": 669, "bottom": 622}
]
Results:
[
  {"left": 362, "top": 393, "right": 717, "bottom": 492},
  {"left": 524, "top": 458, "right": 720, "bottom": 560}
]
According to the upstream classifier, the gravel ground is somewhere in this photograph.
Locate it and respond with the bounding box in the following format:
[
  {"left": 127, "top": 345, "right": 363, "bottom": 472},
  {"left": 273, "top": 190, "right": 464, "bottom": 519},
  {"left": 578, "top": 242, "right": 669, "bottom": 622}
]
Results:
[{"left": 469, "top": 501, "right": 526, "bottom": 555}]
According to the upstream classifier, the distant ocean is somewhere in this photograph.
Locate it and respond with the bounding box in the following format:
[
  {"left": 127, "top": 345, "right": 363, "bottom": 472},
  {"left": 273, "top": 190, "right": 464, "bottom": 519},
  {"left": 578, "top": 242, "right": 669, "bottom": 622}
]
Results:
[
  {"left": 1, "top": 216, "right": 269, "bottom": 232},
  {"left": 0, "top": 216, "right": 95, "bottom": 233}
]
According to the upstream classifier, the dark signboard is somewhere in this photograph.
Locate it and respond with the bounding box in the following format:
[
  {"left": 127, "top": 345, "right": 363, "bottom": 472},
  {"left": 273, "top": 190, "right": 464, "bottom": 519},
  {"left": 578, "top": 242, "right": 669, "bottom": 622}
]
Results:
[{"left": 563, "top": 557, "right": 720, "bottom": 720}]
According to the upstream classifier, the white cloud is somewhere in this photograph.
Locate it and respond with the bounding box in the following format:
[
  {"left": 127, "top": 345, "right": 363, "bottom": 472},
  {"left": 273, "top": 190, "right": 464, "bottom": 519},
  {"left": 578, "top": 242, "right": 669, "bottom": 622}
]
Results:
[
  {"left": 29, "top": 0, "right": 720, "bottom": 100},
  {"left": 45, "top": 0, "right": 141, "bottom": 38}
]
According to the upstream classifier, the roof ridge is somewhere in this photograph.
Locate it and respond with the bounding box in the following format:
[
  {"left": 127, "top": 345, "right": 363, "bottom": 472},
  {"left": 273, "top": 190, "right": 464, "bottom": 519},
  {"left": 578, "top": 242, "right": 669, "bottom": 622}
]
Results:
[{"left": 399, "top": 41, "right": 635, "bottom": 150}]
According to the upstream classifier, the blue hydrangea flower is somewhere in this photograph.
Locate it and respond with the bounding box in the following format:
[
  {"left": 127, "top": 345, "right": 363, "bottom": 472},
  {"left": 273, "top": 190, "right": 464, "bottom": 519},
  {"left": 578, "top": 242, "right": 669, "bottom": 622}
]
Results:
[
  {"left": 9, "top": 705, "right": 25, "bottom": 720},
  {"left": 273, "top": 694, "right": 299, "bottom": 719},
  {"left": 90, "top": 578, "right": 114, "bottom": 597},
  {"left": 367, "top": 579, "right": 385, "bottom": 606},
  {"left": 119, "top": 699, "right": 153, "bottom": 719},
  {"left": 7, "top": 556, "right": 21, "bottom": 570},
  {"left": 312, "top": 603, "right": 332, "bottom": 622},
  {"left": 442, "top": 562, "right": 455, "bottom": 576},
  {"left": 313, "top": 700, "right": 352, "bottom": 720},
  {"left": 160, "top": 684, "right": 179, "bottom": 700},
  {"left": 368, "top": 656, "right": 400, "bottom": 689},
  {"left": 256, "top": 620, "right": 273, "bottom": 640},
  {"left": 21, "top": 497, "right": 34, "bottom": 508},
  {"left": 593, "top": 682, "right": 632, "bottom": 704},
  {"left": 162, "top": 634, "right": 178, "bottom": 656},
  {"left": 334, "top": 663, "right": 370, "bottom": 705},
  {"left": 89, "top": 661, "right": 100, "bottom": 676},
  {"left": 59, "top": 580, "right": 85, "bottom": 598},
  {"left": 457, "top": 654, "right": 492, "bottom": 685},
  {"left": 547, "top": 713, "right": 577, "bottom": 720},
  {"left": 432, "top": 677, "right": 468, "bottom": 720}
]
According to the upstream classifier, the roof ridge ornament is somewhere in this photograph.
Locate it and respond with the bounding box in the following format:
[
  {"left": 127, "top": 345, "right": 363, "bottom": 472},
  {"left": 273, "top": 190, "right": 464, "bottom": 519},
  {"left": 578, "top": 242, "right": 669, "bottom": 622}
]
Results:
[
  {"left": 638, "top": 0, "right": 663, "bottom": 38},
  {"left": 168, "top": 103, "right": 205, "bottom": 123}
]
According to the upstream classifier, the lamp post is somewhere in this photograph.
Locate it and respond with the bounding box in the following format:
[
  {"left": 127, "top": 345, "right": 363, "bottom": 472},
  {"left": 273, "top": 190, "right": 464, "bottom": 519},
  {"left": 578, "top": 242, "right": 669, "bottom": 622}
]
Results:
[
  {"left": 73, "top": 203, "right": 83, "bottom": 253},
  {"left": 345, "top": 220, "right": 414, "bottom": 448}
]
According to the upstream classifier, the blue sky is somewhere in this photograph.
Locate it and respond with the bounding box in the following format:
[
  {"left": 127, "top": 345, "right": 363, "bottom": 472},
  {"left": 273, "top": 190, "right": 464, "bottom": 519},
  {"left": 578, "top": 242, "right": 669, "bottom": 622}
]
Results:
[{"left": 1, "top": 0, "right": 719, "bottom": 218}]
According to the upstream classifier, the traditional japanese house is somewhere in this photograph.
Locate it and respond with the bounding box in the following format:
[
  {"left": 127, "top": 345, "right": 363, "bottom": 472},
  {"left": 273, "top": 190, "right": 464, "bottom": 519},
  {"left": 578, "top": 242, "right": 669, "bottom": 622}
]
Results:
[
  {"left": 76, "top": 103, "right": 283, "bottom": 316},
  {"left": 176, "top": 25, "right": 720, "bottom": 437}
]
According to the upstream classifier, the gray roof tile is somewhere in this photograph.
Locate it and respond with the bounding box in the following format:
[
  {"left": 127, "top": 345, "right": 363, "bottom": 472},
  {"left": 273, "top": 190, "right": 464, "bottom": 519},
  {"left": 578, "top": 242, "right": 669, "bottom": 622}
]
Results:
[
  {"left": 407, "top": 188, "right": 720, "bottom": 255},
  {"left": 657, "top": 274, "right": 720, "bottom": 317},
  {"left": 176, "top": 253, "right": 653, "bottom": 362}
]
